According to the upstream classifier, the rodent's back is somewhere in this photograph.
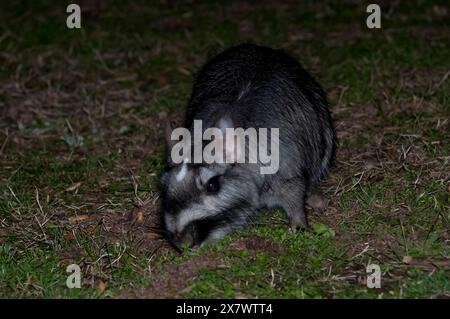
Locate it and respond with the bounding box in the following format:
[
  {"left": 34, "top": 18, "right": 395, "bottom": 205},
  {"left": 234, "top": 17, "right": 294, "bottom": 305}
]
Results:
[{"left": 185, "top": 44, "right": 335, "bottom": 185}]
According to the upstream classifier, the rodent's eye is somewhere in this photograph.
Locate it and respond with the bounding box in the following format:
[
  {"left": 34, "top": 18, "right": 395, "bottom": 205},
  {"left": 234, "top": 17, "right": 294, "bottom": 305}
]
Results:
[{"left": 206, "top": 176, "right": 221, "bottom": 194}]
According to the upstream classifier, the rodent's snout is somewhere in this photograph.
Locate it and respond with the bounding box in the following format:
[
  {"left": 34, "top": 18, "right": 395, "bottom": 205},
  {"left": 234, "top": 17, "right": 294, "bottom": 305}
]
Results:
[{"left": 169, "top": 223, "right": 200, "bottom": 249}]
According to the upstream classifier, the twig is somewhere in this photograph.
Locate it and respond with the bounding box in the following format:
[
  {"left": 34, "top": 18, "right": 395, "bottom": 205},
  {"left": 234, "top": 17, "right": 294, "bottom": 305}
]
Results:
[{"left": 0, "top": 129, "right": 9, "bottom": 156}]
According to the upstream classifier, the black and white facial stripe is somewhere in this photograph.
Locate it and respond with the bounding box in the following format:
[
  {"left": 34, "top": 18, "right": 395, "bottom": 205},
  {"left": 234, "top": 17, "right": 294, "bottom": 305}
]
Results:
[{"left": 162, "top": 163, "right": 258, "bottom": 246}]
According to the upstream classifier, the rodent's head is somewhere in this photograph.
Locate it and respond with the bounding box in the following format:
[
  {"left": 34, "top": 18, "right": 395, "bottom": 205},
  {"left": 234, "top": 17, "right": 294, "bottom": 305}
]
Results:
[{"left": 160, "top": 161, "right": 257, "bottom": 249}]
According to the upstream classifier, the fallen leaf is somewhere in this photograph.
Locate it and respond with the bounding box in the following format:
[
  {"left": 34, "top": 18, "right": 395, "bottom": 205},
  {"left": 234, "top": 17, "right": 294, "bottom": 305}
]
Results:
[
  {"left": 403, "top": 256, "right": 450, "bottom": 270},
  {"left": 66, "top": 182, "right": 82, "bottom": 192},
  {"left": 145, "top": 232, "right": 161, "bottom": 239},
  {"left": 136, "top": 211, "right": 144, "bottom": 223},
  {"left": 65, "top": 231, "right": 75, "bottom": 241},
  {"left": 402, "top": 256, "right": 413, "bottom": 264},
  {"left": 68, "top": 214, "right": 90, "bottom": 222},
  {"left": 97, "top": 281, "right": 106, "bottom": 293}
]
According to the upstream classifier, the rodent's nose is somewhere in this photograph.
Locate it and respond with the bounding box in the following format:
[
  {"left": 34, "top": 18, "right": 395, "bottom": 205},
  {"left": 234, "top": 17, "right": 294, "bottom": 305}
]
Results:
[
  {"left": 173, "top": 224, "right": 197, "bottom": 248},
  {"left": 173, "top": 232, "right": 195, "bottom": 248}
]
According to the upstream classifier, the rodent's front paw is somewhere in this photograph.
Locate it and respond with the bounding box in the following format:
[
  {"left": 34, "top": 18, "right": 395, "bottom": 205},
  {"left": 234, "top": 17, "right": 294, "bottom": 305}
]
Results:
[{"left": 289, "top": 220, "right": 310, "bottom": 233}]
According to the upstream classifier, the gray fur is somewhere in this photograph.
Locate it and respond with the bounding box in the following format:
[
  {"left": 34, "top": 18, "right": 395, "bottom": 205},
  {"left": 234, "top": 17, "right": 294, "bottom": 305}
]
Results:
[{"left": 160, "top": 44, "right": 335, "bottom": 248}]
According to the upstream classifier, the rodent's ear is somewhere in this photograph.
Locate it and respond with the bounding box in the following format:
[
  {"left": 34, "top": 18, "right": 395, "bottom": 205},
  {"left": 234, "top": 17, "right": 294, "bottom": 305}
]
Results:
[
  {"left": 215, "top": 117, "right": 243, "bottom": 163},
  {"left": 217, "top": 117, "right": 233, "bottom": 132}
]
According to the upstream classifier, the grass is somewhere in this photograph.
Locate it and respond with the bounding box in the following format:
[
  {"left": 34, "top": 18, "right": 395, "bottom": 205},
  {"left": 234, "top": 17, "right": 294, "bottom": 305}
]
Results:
[{"left": 0, "top": 0, "right": 449, "bottom": 298}]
